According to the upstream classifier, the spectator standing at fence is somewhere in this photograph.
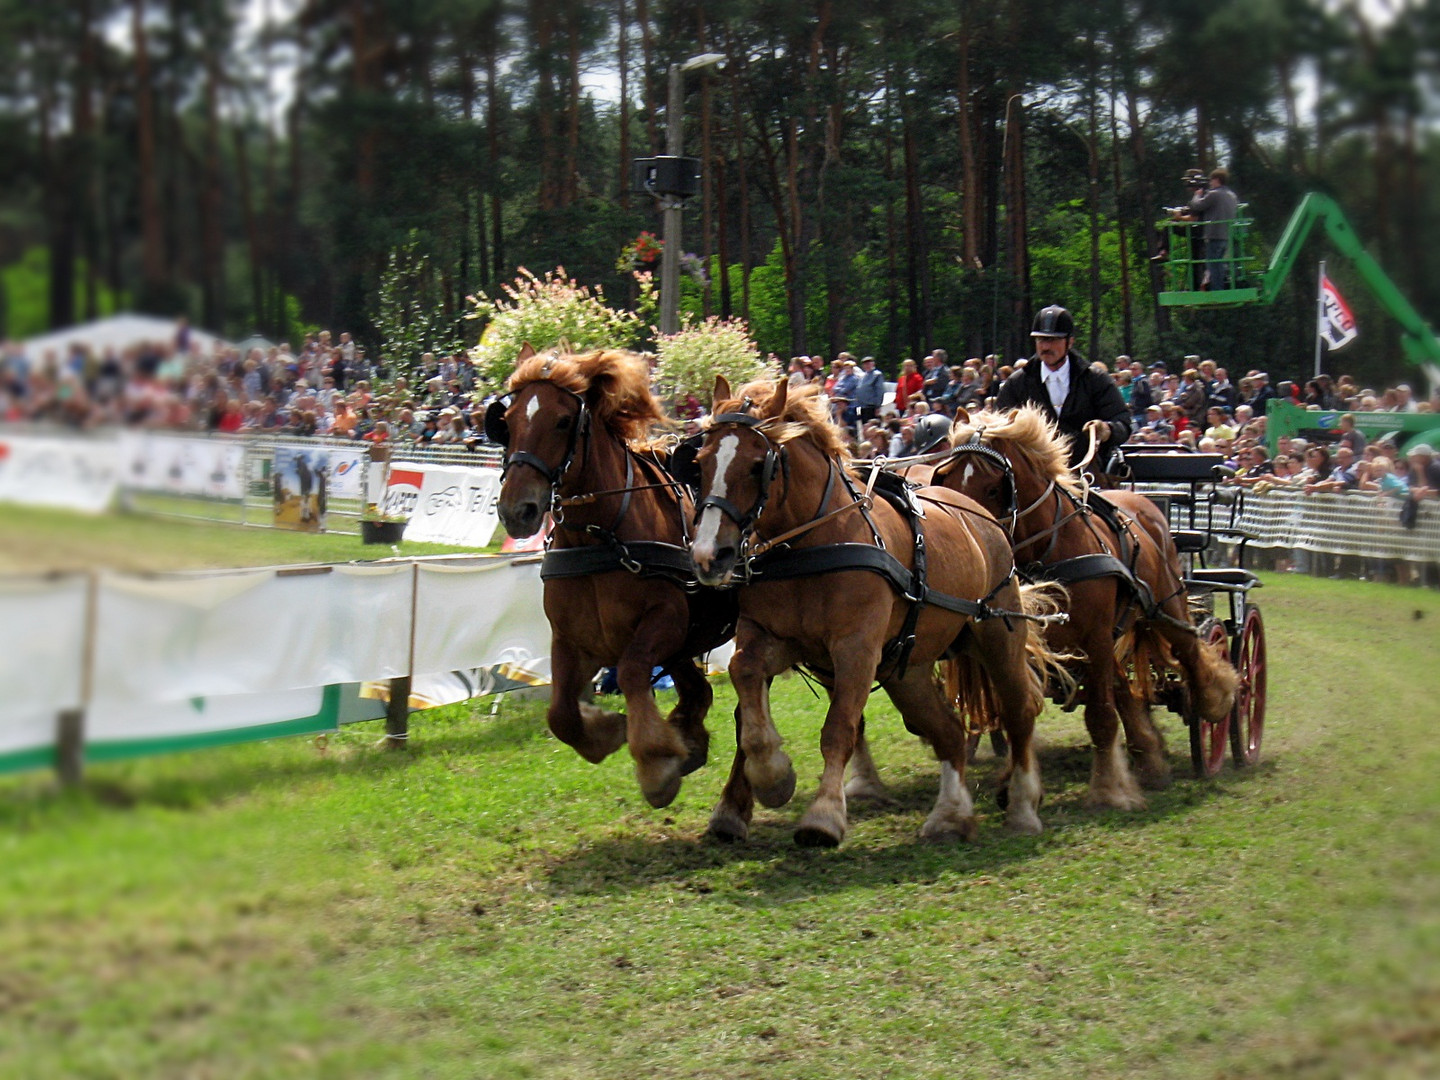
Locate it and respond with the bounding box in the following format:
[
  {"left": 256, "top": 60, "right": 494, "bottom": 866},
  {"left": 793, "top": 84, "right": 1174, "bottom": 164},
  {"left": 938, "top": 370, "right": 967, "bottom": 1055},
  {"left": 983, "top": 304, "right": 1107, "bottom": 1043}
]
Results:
[
  {"left": 1407, "top": 444, "right": 1440, "bottom": 499},
  {"left": 1335, "top": 413, "right": 1367, "bottom": 455},
  {"left": 894, "top": 359, "right": 923, "bottom": 412},
  {"left": 1308, "top": 444, "right": 1359, "bottom": 493}
]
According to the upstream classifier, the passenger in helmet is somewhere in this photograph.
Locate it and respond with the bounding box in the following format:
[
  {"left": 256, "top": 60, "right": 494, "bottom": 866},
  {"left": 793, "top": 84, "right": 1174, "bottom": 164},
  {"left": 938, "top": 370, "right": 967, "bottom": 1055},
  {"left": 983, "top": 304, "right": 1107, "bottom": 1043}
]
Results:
[
  {"left": 994, "top": 305, "right": 1132, "bottom": 469},
  {"left": 911, "top": 412, "right": 953, "bottom": 455}
]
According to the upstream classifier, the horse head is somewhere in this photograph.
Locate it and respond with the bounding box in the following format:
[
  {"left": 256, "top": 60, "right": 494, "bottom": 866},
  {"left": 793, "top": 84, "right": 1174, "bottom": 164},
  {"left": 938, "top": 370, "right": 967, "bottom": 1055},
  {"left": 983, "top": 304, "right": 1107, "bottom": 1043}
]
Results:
[
  {"left": 492, "top": 344, "right": 591, "bottom": 538},
  {"left": 689, "top": 376, "right": 790, "bottom": 586}
]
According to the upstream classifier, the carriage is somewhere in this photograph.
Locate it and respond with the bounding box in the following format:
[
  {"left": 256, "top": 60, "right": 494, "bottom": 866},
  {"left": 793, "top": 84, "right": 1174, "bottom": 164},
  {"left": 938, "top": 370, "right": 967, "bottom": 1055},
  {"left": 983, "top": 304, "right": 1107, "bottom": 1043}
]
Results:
[{"left": 1112, "top": 446, "right": 1267, "bottom": 778}]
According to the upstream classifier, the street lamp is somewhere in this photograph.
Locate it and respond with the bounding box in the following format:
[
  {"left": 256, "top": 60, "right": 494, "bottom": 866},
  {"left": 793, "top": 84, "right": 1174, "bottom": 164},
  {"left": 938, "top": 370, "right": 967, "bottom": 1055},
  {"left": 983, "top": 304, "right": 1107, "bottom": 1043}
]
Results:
[{"left": 655, "top": 53, "right": 724, "bottom": 335}]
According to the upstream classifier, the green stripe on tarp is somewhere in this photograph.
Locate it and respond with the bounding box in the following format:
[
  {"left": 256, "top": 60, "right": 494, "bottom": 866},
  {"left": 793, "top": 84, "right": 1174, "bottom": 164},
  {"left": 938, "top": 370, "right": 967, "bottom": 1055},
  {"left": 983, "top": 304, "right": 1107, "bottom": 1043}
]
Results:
[
  {"left": 83, "top": 684, "right": 342, "bottom": 764},
  {"left": 0, "top": 745, "right": 58, "bottom": 777}
]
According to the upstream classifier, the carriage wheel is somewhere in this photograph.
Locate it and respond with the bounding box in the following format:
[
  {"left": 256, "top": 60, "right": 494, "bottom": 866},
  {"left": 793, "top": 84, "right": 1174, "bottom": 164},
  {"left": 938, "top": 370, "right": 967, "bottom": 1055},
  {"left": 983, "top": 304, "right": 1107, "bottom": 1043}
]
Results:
[
  {"left": 1228, "top": 604, "right": 1267, "bottom": 766},
  {"left": 1188, "top": 617, "right": 1231, "bottom": 779}
]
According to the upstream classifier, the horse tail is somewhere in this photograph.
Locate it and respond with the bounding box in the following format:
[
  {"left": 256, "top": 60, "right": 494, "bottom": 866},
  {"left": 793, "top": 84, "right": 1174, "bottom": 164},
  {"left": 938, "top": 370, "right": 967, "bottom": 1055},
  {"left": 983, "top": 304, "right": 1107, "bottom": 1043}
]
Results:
[
  {"left": 1016, "top": 581, "right": 1078, "bottom": 706},
  {"left": 944, "top": 654, "right": 1001, "bottom": 736},
  {"left": 1188, "top": 626, "right": 1239, "bottom": 724}
]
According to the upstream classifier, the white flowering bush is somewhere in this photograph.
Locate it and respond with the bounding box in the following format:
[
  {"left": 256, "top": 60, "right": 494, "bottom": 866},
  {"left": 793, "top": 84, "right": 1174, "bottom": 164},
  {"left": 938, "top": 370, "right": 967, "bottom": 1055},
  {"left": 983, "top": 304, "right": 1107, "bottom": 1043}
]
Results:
[
  {"left": 652, "top": 315, "right": 767, "bottom": 406},
  {"left": 466, "top": 267, "right": 641, "bottom": 384}
]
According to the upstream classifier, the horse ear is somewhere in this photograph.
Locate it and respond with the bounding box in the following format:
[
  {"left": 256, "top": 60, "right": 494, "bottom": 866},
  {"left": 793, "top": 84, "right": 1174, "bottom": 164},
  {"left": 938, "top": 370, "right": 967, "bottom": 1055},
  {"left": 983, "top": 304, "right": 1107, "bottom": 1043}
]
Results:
[
  {"left": 712, "top": 375, "right": 731, "bottom": 406},
  {"left": 517, "top": 342, "right": 537, "bottom": 362},
  {"left": 1006, "top": 408, "right": 1019, "bottom": 421},
  {"left": 953, "top": 406, "right": 971, "bottom": 425},
  {"left": 767, "top": 377, "right": 789, "bottom": 418}
]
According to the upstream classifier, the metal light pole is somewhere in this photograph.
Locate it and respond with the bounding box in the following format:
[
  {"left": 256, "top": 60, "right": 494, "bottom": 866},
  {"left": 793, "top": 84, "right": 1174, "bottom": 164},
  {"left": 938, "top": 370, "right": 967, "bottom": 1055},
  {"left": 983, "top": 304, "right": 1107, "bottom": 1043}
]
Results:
[{"left": 659, "top": 53, "right": 724, "bottom": 336}]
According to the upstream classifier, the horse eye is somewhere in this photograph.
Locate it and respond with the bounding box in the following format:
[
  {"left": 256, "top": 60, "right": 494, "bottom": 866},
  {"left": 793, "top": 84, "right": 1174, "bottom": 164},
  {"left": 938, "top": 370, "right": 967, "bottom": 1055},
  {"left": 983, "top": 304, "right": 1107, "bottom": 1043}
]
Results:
[
  {"left": 555, "top": 415, "right": 571, "bottom": 430},
  {"left": 750, "top": 460, "right": 764, "bottom": 476}
]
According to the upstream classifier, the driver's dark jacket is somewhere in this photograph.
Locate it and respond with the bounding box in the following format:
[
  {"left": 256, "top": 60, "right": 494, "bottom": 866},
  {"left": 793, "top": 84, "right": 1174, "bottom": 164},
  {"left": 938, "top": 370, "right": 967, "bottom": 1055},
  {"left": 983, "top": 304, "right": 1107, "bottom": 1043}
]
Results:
[{"left": 995, "top": 350, "right": 1132, "bottom": 468}]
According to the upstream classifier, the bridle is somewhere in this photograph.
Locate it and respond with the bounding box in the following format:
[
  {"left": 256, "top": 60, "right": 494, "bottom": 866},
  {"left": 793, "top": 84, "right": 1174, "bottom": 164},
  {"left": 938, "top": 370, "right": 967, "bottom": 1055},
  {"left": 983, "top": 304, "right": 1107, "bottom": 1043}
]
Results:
[
  {"left": 485, "top": 384, "right": 592, "bottom": 490},
  {"left": 692, "top": 407, "right": 789, "bottom": 542},
  {"left": 934, "top": 432, "right": 1020, "bottom": 534}
]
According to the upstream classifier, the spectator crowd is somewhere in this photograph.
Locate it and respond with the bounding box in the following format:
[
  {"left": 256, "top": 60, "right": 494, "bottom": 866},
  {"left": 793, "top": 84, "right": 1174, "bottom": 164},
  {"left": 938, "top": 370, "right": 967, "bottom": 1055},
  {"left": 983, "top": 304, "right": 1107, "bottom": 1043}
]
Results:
[{"left": 0, "top": 327, "right": 504, "bottom": 450}]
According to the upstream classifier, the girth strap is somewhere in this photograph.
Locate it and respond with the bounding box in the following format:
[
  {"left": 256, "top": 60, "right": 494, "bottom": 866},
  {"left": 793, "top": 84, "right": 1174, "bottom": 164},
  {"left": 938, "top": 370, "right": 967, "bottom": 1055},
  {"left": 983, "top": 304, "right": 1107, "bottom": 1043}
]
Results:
[
  {"left": 541, "top": 540, "right": 697, "bottom": 584},
  {"left": 749, "top": 543, "right": 1001, "bottom": 620}
]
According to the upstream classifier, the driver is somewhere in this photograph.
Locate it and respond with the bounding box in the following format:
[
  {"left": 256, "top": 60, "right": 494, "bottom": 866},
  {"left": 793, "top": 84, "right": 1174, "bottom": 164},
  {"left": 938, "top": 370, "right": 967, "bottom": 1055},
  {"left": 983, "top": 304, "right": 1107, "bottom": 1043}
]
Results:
[{"left": 995, "top": 304, "right": 1132, "bottom": 469}]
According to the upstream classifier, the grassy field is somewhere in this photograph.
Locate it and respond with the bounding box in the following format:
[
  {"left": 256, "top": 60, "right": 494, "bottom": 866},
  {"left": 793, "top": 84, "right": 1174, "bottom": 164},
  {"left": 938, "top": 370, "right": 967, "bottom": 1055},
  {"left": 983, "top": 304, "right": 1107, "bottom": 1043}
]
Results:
[
  {"left": 0, "top": 504, "right": 491, "bottom": 573},
  {"left": 2, "top": 509, "right": 1438, "bottom": 1078}
]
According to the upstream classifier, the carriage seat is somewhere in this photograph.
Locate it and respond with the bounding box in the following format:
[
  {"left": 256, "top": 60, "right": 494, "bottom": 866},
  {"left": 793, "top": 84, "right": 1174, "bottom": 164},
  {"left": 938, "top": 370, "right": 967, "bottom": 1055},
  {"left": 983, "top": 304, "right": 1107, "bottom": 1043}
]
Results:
[
  {"left": 1186, "top": 567, "right": 1261, "bottom": 591},
  {"left": 1171, "top": 529, "right": 1209, "bottom": 554}
]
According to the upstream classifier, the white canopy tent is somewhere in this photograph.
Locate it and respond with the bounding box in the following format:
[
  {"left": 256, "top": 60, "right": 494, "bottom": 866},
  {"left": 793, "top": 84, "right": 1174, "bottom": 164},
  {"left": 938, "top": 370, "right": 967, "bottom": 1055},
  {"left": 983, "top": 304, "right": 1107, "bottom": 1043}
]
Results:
[{"left": 21, "top": 313, "right": 233, "bottom": 360}]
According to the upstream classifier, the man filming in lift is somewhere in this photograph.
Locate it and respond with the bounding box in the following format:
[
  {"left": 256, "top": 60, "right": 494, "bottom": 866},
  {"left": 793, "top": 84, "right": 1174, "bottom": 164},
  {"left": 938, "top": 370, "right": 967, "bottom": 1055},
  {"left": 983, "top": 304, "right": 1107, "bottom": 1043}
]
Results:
[{"left": 1181, "top": 167, "right": 1238, "bottom": 290}]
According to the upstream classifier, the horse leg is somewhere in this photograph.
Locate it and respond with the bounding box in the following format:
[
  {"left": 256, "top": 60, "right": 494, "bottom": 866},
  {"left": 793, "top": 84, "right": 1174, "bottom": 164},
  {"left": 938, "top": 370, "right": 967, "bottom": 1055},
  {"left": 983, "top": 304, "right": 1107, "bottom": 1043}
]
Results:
[
  {"left": 968, "top": 606, "right": 1046, "bottom": 835},
  {"left": 617, "top": 618, "right": 693, "bottom": 810},
  {"left": 730, "top": 621, "right": 800, "bottom": 808},
  {"left": 844, "top": 713, "right": 891, "bottom": 803},
  {"left": 882, "top": 667, "right": 978, "bottom": 843},
  {"left": 1080, "top": 642, "right": 1146, "bottom": 811},
  {"left": 707, "top": 704, "right": 754, "bottom": 843},
  {"left": 663, "top": 657, "right": 712, "bottom": 776},
  {"left": 1115, "top": 662, "right": 1171, "bottom": 790},
  {"left": 794, "top": 638, "right": 878, "bottom": 847},
  {"left": 548, "top": 640, "right": 627, "bottom": 763}
]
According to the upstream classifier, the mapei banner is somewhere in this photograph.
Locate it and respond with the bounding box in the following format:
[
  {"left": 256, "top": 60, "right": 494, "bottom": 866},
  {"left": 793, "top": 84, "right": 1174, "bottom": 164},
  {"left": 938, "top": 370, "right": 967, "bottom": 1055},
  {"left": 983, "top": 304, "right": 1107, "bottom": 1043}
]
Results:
[
  {"left": 0, "top": 433, "right": 119, "bottom": 513},
  {"left": 384, "top": 463, "right": 503, "bottom": 548}
]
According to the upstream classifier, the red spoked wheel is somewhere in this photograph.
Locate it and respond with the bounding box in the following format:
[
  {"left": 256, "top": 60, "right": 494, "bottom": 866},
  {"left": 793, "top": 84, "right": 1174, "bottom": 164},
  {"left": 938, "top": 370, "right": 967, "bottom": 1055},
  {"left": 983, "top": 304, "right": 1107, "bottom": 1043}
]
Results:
[
  {"left": 1188, "top": 617, "right": 1231, "bottom": 779},
  {"left": 1228, "top": 604, "right": 1266, "bottom": 766}
]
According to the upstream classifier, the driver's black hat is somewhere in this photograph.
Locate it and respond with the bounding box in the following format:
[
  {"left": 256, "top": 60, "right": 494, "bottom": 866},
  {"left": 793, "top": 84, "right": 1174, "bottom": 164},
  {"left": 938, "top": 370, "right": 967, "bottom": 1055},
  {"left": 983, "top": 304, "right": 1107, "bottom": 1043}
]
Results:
[{"left": 1030, "top": 305, "right": 1075, "bottom": 339}]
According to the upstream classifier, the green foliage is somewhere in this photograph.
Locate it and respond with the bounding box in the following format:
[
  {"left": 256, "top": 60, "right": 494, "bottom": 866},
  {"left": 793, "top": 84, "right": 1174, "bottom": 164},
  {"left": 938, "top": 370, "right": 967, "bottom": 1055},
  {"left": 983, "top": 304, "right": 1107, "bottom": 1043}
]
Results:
[
  {"left": 0, "top": 247, "right": 127, "bottom": 340},
  {"left": 374, "top": 236, "right": 462, "bottom": 380},
  {"left": 652, "top": 314, "right": 767, "bottom": 405},
  {"left": 465, "top": 267, "right": 642, "bottom": 385}
]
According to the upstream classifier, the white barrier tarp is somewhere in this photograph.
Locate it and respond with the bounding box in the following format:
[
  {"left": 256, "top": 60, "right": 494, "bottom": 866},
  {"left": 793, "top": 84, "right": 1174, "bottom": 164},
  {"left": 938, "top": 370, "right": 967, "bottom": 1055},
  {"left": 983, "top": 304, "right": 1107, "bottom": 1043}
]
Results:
[
  {"left": 398, "top": 464, "right": 503, "bottom": 548},
  {"left": 412, "top": 558, "right": 550, "bottom": 683},
  {"left": 90, "top": 564, "right": 414, "bottom": 709},
  {"left": 118, "top": 432, "right": 247, "bottom": 500},
  {"left": 0, "top": 433, "right": 118, "bottom": 513},
  {"left": 86, "top": 685, "right": 334, "bottom": 755},
  {"left": 0, "top": 575, "right": 88, "bottom": 768}
]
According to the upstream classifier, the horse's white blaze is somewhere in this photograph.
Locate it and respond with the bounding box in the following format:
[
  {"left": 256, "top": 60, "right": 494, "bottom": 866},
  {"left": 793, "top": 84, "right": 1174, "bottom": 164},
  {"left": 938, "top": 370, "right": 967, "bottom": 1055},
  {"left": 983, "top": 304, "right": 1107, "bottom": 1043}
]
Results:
[
  {"left": 525, "top": 394, "right": 540, "bottom": 421},
  {"left": 693, "top": 434, "right": 739, "bottom": 558},
  {"left": 960, "top": 461, "right": 976, "bottom": 488}
]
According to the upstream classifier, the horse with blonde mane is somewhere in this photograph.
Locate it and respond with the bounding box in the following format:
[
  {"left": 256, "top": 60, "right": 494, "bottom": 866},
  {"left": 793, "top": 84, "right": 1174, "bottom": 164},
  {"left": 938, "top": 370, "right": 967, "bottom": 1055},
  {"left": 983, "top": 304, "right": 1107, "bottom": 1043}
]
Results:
[
  {"left": 933, "top": 405, "right": 1238, "bottom": 808},
  {"left": 488, "top": 345, "right": 736, "bottom": 808},
  {"left": 688, "top": 376, "right": 1069, "bottom": 847}
]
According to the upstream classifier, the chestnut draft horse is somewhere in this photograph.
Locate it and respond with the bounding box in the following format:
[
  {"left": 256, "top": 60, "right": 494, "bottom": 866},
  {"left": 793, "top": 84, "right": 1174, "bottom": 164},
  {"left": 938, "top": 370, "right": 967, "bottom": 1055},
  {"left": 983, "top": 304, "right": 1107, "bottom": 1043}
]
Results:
[
  {"left": 688, "top": 377, "right": 1068, "bottom": 847},
  {"left": 933, "top": 406, "right": 1237, "bottom": 809},
  {"left": 489, "top": 346, "right": 736, "bottom": 808}
]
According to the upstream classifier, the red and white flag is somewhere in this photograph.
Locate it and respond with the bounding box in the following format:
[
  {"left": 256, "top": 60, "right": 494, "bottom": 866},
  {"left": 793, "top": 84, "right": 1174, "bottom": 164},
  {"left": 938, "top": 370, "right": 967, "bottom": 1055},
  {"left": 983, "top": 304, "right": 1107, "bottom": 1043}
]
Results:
[{"left": 1319, "top": 274, "right": 1358, "bottom": 351}]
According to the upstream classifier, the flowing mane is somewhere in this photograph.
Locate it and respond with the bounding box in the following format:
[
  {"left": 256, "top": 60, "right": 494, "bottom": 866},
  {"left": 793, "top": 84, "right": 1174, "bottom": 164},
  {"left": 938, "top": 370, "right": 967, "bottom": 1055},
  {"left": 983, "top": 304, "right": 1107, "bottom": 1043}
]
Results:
[
  {"left": 713, "top": 379, "right": 851, "bottom": 463},
  {"left": 949, "top": 404, "right": 1083, "bottom": 497},
  {"left": 509, "top": 348, "right": 667, "bottom": 443}
]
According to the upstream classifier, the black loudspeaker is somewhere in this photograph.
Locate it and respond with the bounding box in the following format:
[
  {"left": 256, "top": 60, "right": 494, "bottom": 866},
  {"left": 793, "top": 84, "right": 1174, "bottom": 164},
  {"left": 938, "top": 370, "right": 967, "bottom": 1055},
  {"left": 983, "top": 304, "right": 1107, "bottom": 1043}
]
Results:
[{"left": 631, "top": 156, "right": 702, "bottom": 198}]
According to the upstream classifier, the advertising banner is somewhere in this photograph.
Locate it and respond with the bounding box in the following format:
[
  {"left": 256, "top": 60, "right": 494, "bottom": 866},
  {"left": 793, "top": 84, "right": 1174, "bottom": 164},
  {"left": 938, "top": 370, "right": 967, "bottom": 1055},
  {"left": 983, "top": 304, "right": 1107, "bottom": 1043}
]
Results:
[
  {"left": 381, "top": 467, "right": 425, "bottom": 519},
  {"left": 403, "top": 464, "right": 504, "bottom": 548},
  {"left": 272, "top": 445, "right": 331, "bottom": 531},
  {"left": 0, "top": 434, "right": 118, "bottom": 513},
  {"left": 120, "top": 433, "right": 247, "bottom": 500}
]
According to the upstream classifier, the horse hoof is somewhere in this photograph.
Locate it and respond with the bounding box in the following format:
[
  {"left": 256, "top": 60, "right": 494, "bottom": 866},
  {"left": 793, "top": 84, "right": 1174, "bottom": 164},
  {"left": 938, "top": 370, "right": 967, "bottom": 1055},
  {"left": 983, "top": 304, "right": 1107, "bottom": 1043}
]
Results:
[
  {"left": 706, "top": 808, "right": 749, "bottom": 844},
  {"left": 794, "top": 824, "right": 843, "bottom": 848},
  {"left": 919, "top": 813, "right": 978, "bottom": 844},
  {"left": 679, "top": 728, "right": 710, "bottom": 777},
  {"left": 637, "top": 758, "right": 684, "bottom": 809},
  {"left": 745, "top": 754, "right": 796, "bottom": 809},
  {"left": 1083, "top": 789, "right": 1147, "bottom": 813},
  {"left": 843, "top": 777, "right": 892, "bottom": 804},
  {"left": 1137, "top": 766, "right": 1173, "bottom": 791},
  {"left": 1006, "top": 811, "right": 1044, "bottom": 836},
  {"left": 794, "top": 806, "right": 845, "bottom": 847},
  {"left": 994, "top": 785, "right": 1011, "bottom": 811}
]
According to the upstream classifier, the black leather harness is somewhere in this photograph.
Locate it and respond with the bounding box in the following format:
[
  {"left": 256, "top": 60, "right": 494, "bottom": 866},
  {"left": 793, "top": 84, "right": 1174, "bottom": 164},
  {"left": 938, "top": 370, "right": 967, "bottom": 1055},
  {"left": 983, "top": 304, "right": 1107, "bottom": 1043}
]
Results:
[{"left": 700, "top": 413, "right": 1042, "bottom": 680}]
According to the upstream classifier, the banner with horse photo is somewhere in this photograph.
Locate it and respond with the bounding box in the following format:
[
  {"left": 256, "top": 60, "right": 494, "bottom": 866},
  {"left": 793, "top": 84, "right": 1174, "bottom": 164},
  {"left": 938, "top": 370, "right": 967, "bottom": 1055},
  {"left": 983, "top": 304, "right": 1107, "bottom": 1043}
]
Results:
[{"left": 272, "top": 445, "right": 331, "bottom": 531}]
